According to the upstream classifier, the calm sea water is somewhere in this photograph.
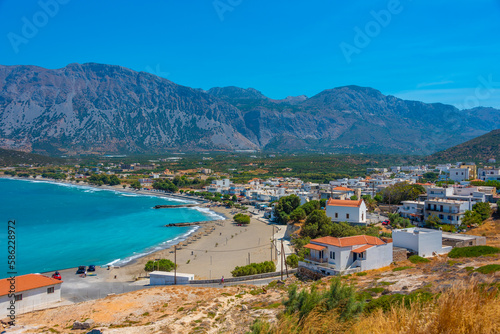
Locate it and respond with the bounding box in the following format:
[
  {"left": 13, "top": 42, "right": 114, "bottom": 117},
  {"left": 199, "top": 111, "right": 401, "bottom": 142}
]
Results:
[{"left": 0, "top": 178, "right": 220, "bottom": 278}]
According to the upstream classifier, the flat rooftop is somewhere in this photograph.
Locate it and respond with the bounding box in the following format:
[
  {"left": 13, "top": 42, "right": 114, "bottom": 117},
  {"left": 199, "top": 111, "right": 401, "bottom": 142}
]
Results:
[{"left": 442, "top": 233, "right": 481, "bottom": 241}]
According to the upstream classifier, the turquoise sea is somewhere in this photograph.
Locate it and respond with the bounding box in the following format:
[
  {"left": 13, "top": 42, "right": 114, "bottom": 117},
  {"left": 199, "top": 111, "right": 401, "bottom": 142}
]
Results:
[{"left": 0, "top": 178, "right": 220, "bottom": 278}]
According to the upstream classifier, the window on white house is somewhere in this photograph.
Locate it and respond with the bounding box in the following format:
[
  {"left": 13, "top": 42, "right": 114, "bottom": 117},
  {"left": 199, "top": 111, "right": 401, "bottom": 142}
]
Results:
[
  {"left": 335, "top": 212, "right": 338, "bottom": 218},
  {"left": 47, "top": 287, "right": 55, "bottom": 294},
  {"left": 346, "top": 213, "right": 350, "bottom": 219},
  {"left": 330, "top": 251, "right": 335, "bottom": 259},
  {"left": 359, "top": 253, "right": 364, "bottom": 259},
  {"left": 15, "top": 294, "right": 22, "bottom": 301}
]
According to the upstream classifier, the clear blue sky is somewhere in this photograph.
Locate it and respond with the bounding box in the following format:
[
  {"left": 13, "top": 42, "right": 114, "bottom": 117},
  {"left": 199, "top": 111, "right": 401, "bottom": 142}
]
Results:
[{"left": 1, "top": 0, "right": 499, "bottom": 108}]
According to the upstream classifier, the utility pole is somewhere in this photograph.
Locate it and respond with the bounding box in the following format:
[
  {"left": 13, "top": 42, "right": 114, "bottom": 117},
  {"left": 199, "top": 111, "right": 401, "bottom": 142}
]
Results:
[
  {"left": 174, "top": 245, "right": 177, "bottom": 285},
  {"left": 270, "top": 241, "right": 273, "bottom": 261},
  {"left": 282, "top": 240, "right": 288, "bottom": 278},
  {"left": 280, "top": 239, "right": 283, "bottom": 280},
  {"left": 248, "top": 252, "right": 250, "bottom": 265}
]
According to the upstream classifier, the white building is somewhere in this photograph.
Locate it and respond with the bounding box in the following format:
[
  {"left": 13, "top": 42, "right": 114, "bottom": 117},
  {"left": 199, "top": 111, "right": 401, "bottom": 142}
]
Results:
[
  {"left": 300, "top": 235, "right": 393, "bottom": 275},
  {"left": 149, "top": 271, "right": 194, "bottom": 285},
  {"left": 424, "top": 199, "right": 472, "bottom": 225},
  {"left": 478, "top": 167, "right": 500, "bottom": 181},
  {"left": 449, "top": 167, "right": 470, "bottom": 182},
  {"left": 325, "top": 199, "right": 367, "bottom": 224},
  {"left": 398, "top": 200, "right": 425, "bottom": 223},
  {"left": 427, "top": 186, "right": 453, "bottom": 199},
  {"left": 212, "top": 179, "right": 231, "bottom": 188},
  {"left": 393, "top": 227, "right": 452, "bottom": 257},
  {"left": 0, "top": 274, "right": 63, "bottom": 318}
]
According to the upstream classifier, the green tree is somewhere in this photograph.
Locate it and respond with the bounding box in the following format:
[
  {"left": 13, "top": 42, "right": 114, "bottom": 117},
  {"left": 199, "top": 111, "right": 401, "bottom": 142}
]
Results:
[
  {"left": 472, "top": 202, "right": 491, "bottom": 221},
  {"left": 273, "top": 195, "right": 301, "bottom": 224},
  {"left": 462, "top": 210, "right": 483, "bottom": 226},
  {"left": 152, "top": 179, "right": 179, "bottom": 192},
  {"left": 350, "top": 195, "right": 358, "bottom": 200},
  {"left": 233, "top": 213, "right": 250, "bottom": 224},
  {"left": 330, "top": 221, "right": 359, "bottom": 238},
  {"left": 361, "top": 195, "right": 377, "bottom": 212},
  {"left": 379, "top": 182, "right": 426, "bottom": 205},
  {"left": 300, "top": 200, "right": 320, "bottom": 215},
  {"left": 286, "top": 254, "right": 300, "bottom": 268},
  {"left": 130, "top": 180, "right": 141, "bottom": 190},
  {"left": 302, "top": 210, "right": 333, "bottom": 239},
  {"left": 388, "top": 213, "right": 411, "bottom": 228},
  {"left": 144, "top": 259, "right": 176, "bottom": 272},
  {"left": 290, "top": 207, "right": 307, "bottom": 222},
  {"left": 108, "top": 175, "right": 121, "bottom": 185},
  {"left": 425, "top": 214, "right": 441, "bottom": 229},
  {"left": 421, "top": 172, "right": 438, "bottom": 182}
]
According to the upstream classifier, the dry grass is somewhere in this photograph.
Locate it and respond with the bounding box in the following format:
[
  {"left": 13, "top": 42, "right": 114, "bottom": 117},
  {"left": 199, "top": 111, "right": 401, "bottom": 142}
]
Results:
[
  {"left": 466, "top": 217, "right": 500, "bottom": 247},
  {"left": 352, "top": 281, "right": 500, "bottom": 334}
]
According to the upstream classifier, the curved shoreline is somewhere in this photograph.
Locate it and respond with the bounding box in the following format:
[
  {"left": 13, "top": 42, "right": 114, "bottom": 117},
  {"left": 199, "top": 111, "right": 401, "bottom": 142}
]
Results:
[{"left": 0, "top": 175, "right": 230, "bottom": 275}]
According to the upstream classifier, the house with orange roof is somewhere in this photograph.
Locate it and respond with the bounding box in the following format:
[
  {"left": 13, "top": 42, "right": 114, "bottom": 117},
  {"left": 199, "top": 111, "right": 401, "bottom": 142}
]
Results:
[
  {"left": 0, "top": 274, "right": 63, "bottom": 318},
  {"left": 300, "top": 235, "right": 393, "bottom": 275},
  {"left": 325, "top": 198, "right": 367, "bottom": 225}
]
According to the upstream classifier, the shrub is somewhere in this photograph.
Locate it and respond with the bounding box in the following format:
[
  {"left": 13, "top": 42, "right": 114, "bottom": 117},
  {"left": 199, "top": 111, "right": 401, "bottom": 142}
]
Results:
[
  {"left": 233, "top": 213, "right": 250, "bottom": 224},
  {"left": 283, "top": 278, "right": 364, "bottom": 323},
  {"left": 448, "top": 246, "right": 500, "bottom": 258},
  {"left": 409, "top": 255, "right": 430, "bottom": 264},
  {"left": 475, "top": 264, "right": 500, "bottom": 274},
  {"left": 286, "top": 254, "right": 300, "bottom": 268},
  {"left": 363, "top": 290, "right": 434, "bottom": 313},
  {"left": 144, "top": 259, "right": 176, "bottom": 272},
  {"left": 392, "top": 266, "right": 412, "bottom": 272},
  {"left": 231, "top": 261, "right": 276, "bottom": 277}
]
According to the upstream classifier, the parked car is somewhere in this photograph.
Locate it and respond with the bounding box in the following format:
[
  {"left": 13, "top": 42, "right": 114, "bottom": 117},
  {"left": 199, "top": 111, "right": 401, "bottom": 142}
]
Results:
[
  {"left": 381, "top": 220, "right": 390, "bottom": 225},
  {"left": 76, "top": 266, "right": 86, "bottom": 274},
  {"left": 88, "top": 265, "right": 96, "bottom": 272},
  {"left": 52, "top": 271, "right": 62, "bottom": 280}
]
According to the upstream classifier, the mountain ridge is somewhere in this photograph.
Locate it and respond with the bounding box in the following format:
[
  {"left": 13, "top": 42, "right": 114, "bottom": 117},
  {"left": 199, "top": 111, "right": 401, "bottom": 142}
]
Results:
[{"left": 1, "top": 63, "right": 499, "bottom": 155}]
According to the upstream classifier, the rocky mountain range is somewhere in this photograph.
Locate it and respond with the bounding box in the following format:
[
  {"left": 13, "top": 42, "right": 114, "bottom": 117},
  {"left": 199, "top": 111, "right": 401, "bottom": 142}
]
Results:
[
  {"left": 429, "top": 129, "right": 500, "bottom": 162},
  {"left": 0, "top": 63, "right": 499, "bottom": 155}
]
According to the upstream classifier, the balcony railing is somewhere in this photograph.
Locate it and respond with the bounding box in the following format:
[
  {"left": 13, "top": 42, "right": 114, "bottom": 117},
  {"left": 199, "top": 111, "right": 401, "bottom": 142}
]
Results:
[{"left": 305, "top": 255, "right": 328, "bottom": 263}]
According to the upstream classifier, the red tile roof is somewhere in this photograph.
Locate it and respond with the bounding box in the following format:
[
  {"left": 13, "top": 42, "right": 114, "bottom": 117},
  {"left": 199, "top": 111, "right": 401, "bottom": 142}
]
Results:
[
  {"left": 332, "top": 186, "right": 354, "bottom": 191},
  {"left": 0, "top": 274, "right": 62, "bottom": 297},
  {"left": 304, "top": 244, "right": 327, "bottom": 251},
  {"left": 326, "top": 198, "right": 363, "bottom": 207},
  {"left": 352, "top": 245, "right": 373, "bottom": 253},
  {"left": 311, "top": 235, "right": 386, "bottom": 247}
]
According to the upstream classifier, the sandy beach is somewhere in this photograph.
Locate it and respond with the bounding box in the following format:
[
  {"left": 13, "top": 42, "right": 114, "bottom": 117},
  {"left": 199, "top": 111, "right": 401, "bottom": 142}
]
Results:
[{"left": 2, "top": 177, "right": 279, "bottom": 283}]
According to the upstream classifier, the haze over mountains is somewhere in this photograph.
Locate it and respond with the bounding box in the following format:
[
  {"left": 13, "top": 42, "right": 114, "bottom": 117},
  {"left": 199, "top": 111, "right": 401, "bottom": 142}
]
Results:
[{"left": 0, "top": 63, "right": 499, "bottom": 156}]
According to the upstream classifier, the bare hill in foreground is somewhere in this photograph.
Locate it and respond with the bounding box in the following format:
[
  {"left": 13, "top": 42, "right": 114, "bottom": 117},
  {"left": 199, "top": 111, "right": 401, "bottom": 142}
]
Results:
[{"left": 8, "top": 253, "right": 500, "bottom": 333}]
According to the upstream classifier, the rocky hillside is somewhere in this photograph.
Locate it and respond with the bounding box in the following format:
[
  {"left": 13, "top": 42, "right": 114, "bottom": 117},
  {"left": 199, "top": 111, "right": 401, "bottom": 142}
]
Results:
[
  {"left": 208, "top": 86, "right": 500, "bottom": 154},
  {"left": 0, "top": 64, "right": 257, "bottom": 155},
  {"left": 1, "top": 63, "right": 500, "bottom": 155},
  {"left": 429, "top": 128, "right": 500, "bottom": 162}
]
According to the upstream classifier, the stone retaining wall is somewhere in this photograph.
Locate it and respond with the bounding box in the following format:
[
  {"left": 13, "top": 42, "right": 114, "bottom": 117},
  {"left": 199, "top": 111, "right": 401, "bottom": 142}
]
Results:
[{"left": 190, "top": 269, "right": 298, "bottom": 284}]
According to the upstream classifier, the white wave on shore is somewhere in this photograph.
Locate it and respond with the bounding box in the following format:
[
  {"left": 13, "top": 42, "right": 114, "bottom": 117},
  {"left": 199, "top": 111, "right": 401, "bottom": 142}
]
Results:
[
  {"left": 107, "top": 225, "right": 200, "bottom": 267},
  {"left": 190, "top": 206, "right": 227, "bottom": 220}
]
